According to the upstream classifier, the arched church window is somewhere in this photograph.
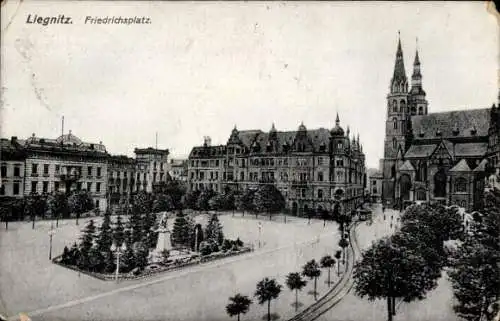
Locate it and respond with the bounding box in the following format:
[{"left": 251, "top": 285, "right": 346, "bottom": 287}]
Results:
[
  {"left": 392, "top": 100, "right": 397, "bottom": 112},
  {"left": 411, "top": 106, "right": 417, "bottom": 115},
  {"left": 455, "top": 177, "right": 467, "bottom": 193},
  {"left": 418, "top": 106, "right": 423, "bottom": 115},
  {"left": 434, "top": 169, "right": 447, "bottom": 198},
  {"left": 392, "top": 137, "right": 397, "bottom": 149},
  {"left": 400, "top": 100, "right": 406, "bottom": 113},
  {"left": 393, "top": 118, "right": 398, "bottom": 129},
  {"left": 391, "top": 165, "right": 396, "bottom": 178}
]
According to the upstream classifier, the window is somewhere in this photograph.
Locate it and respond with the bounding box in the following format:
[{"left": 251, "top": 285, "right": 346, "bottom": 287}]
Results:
[
  {"left": 160, "top": 163, "right": 164, "bottom": 171},
  {"left": 0, "top": 165, "right": 6, "bottom": 178},
  {"left": 455, "top": 178, "right": 467, "bottom": 193},
  {"left": 87, "top": 182, "right": 92, "bottom": 191},
  {"left": 392, "top": 137, "right": 397, "bottom": 149},
  {"left": 301, "top": 189, "right": 306, "bottom": 198},
  {"left": 416, "top": 189, "right": 426, "bottom": 201},
  {"left": 318, "top": 172, "right": 324, "bottom": 182},
  {"left": 0, "top": 185, "right": 4, "bottom": 195},
  {"left": 88, "top": 166, "right": 92, "bottom": 176},
  {"left": 317, "top": 157, "right": 324, "bottom": 166},
  {"left": 216, "top": 160, "right": 220, "bottom": 167},
  {"left": 13, "top": 166, "right": 20, "bottom": 177},
  {"left": 160, "top": 173, "right": 164, "bottom": 181},
  {"left": 42, "top": 181, "right": 48, "bottom": 193},
  {"left": 13, "top": 181, "right": 20, "bottom": 195},
  {"left": 393, "top": 117, "right": 398, "bottom": 129},
  {"left": 97, "top": 167, "right": 102, "bottom": 177},
  {"left": 31, "top": 181, "right": 37, "bottom": 193},
  {"left": 95, "top": 200, "right": 100, "bottom": 209},
  {"left": 400, "top": 100, "right": 406, "bottom": 113},
  {"left": 418, "top": 106, "right": 423, "bottom": 115},
  {"left": 32, "top": 164, "right": 38, "bottom": 174},
  {"left": 96, "top": 182, "right": 101, "bottom": 193},
  {"left": 43, "top": 164, "right": 49, "bottom": 175},
  {"left": 337, "top": 143, "right": 343, "bottom": 149},
  {"left": 318, "top": 189, "right": 323, "bottom": 199},
  {"left": 54, "top": 181, "right": 59, "bottom": 192},
  {"left": 392, "top": 100, "right": 397, "bottom": 112},
  {"left": 240, "top": 172, "right": 244, "bottom": 181},
  {"left": 55, "top": 165, "right": 60, "bottom": 174},
  {"left": 153, "top": 173, "right": 157, "bottom": 182}
]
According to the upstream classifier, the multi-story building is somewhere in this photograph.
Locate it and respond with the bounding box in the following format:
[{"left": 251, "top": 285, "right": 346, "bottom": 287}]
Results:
[
  {"left": 169, "top": 159, "right": 188, "bottom": 181},
  {"left": 367, "top": 168, "right": 383, "bottom": 203},
  {"left": 1, "top": 132, "right": 109, "bottom": 212},
  {"left": 0, "top": 138, "right": 26, "bottom": 198},
  {"left": 188, "top": 119, "right": 367, "bottom": 217},
  {"left": 380, "top": 36, "right": 500, "bottom": 211},
  {"left": 0, "top": 132, "right": 172, "bottom": 214}
]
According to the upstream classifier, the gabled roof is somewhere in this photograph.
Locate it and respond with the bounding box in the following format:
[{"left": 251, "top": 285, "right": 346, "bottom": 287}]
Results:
[
  {"left": 473, "top": 159, "right": 488, "bottom": 172},
  {"left": 412, "top": 108, "right": 490, "bottom": 140},
  {"left": 404, "top": 144, "right": 437, "bottom": 158},
  {"left": 399, "top": 160, "right": 415, "bottom": 171},
  {"left": 449, "top": 159, "right": 471, "bottom": 172}
]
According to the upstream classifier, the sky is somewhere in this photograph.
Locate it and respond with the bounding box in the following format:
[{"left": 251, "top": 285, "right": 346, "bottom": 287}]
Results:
[{"left": 1, "top": 1, "right": 498, "bottom": 169}]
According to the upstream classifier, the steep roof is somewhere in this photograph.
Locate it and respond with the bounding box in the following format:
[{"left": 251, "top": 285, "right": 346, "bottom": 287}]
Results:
[
  {"left": 454, "top": 143, "right": 488, "bottom": 158},
  {"left": 189, "top": 145, "right": 226, "bottom": 159},
  {"left": 404, "top": 144, "right": 437, "bottom": 158},
  {"left": 473, "top": 159, "right": 488, "bottom": 172},
  {"left": 411, "top": 108, "right": 490, "bottom": 140},
  {"left": 449, "top": 159, "right": 471, "bottom": 172}
]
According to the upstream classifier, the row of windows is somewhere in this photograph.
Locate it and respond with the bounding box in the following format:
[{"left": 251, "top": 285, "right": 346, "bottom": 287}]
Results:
[
  {"left": 190, "top": 159, "right": 221, "bottom": 168},
  {"left": 30, "top": 164, "right": 103, "bottom": 177},
  {"left": 0, "top": 165, "right": 22, "bottom": 177},
  {"left": 389, "top": 100, "right": 425, "bottom": 115},
  {"left": 0, "top": 181, "right": 21, "bottom": 195},
  {"left": 29, "top": 181, "right": 103, "bottom": 193}
]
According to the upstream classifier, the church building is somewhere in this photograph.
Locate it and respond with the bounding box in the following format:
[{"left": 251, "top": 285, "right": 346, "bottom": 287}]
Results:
[{"left": 381, "top": 36, "right": 500, "bottom": 211}]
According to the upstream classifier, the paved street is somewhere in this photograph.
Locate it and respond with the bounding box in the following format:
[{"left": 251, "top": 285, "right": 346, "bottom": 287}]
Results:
[
  {"left": 316, "top": 204, "right": 459, "bottom": 321},
  {"left": 1, "top": 213, "right": 345, "bottom": 321}
]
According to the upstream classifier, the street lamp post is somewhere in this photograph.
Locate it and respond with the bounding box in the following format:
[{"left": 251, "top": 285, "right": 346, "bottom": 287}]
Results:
[
  {"left": 110, "top": 242, "right": 127, "bottom": 282},
  {"left": 258, "top": 222, "right": 262, "bottom": 249},
  {"left": 48, "top": 222, "right": 56, "bottom": 260}
]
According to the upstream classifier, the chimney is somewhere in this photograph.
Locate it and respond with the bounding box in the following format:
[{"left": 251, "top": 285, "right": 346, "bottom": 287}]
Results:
[
  {"left": 203, "top": 136, "right": 211, "bottom": 147},
  {"left": 11, "top": 136, "right": 18, "bottom": 144}
]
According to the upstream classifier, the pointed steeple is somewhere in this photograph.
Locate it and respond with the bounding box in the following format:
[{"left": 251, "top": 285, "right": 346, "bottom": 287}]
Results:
[
  {"left": 410, "top": 37, "right": 425, "bottom": 96},
  {"left": 390, "top": 31, "right": 408, "bottom": 94},
  {"left": 346, "top": 126, "right": 350, "bottom": 137},
  {"left": 335, "top": 112, "right": 340, "bottom": 126}
]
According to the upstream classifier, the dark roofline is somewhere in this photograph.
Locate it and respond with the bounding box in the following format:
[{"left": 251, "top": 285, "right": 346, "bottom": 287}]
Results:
[
  {"left": 134, "top": 147, "right": 169, "bottom": 155},
  {"left": 412, "top": 107, "right": 490, "bottom": 119}
]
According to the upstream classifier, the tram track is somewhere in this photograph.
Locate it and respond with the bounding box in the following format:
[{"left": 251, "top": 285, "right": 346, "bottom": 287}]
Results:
[{"left": 287, "top": 220, "right": 363, "bottom": 321}]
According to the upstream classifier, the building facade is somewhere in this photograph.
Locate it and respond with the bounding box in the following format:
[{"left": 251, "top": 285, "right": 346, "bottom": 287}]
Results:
[
  {"left": 0, "top": 132, "right": 171, "bottom": 213},
  {"left": 367, "top": 168, "right": 383, "bottom": 203},
  {"left": 169, "top": 159, "right": 188, "bottom": 182},
  {"left": 188, "top": 118, "right": 367, "bottom": 217},
  {"left": 380, "top": 36, "right": 500, "bottom": 211}
]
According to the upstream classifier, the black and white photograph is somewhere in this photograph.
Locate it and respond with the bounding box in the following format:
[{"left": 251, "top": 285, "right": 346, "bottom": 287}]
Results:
[{"left": 0, "top": 1, "right": 499, "bottom": 321}]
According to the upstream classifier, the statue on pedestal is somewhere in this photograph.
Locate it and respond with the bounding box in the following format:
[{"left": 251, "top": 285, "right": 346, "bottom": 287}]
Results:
[{"left": 155, "top": 213, "right": 172, "bottom": 254}]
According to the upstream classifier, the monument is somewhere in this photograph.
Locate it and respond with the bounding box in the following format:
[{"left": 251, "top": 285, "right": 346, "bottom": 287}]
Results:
[{"left": 156, "top": 212, "right": 172, "bottom": 253}]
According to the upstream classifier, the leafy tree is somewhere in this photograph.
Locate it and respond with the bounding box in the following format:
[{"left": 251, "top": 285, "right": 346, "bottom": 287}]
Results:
[
  {"left": 226, "top": 293, "right": 252, "bottom": 321},
  {"left": 113, "top": 214, "right": 125, "bottom": 247},
  {"left": 353, "top": 237, "right": 440, "bottom": 321},
  {"left": 132, "top": 191, "right": 153, "bottom": 215},
  {"left": 205, "top": 213, "right": 224, "bottom": 246},
  {"left": 171, "top": 210, "right": 191, "bottom": 248},
  {"left": 286, "top": 272, "right": 307, "bottom": 311},
  {"left": 197, "top": 190, "right": 216, "bottom": 213},
  {"left": 302, "top": 259, "right": 322, "bottom": 300},
  {"left": 47, "top": 191, "right": 68, "bottom": 227},
  {"left": 88, "top": 246, "right": 105, "bottom": 272},
  {"left": 209, "top": 193, "right": 226, "bottom": 211},
  {"left": 25, "top": 192, "right": 47, "bottom": 229},
  {"left": 154, "top": 180, "right": 186, "bottom": 209},
  {"left": 183, "top": 190, "right": 201, "bottom": 211},
  {"left": 448, "top": 189, "right": 500, "bottom": 321},
  {"left": 68, "top": 190, "right": 94, "bottom": 225},
  {"left": 185, "top": 214, "right": 196, "bottom": 249},
  {"left": 120, "top": 241, "right": 136, "bottom": 273},
  {"left": 338, "top": 237, "right": 349, "bottom": 264},
  {"left": 103, "top": 250, "right": 116, "bottom": 273},
  {"left": 152, "top": 193, "right": 174, "bottom": 213},
  {"left": 320, "top": 255, "right": 336, "bottom": 286},
  {"left": 334, "top": 250, "right": 342, "bottom": 276},
  {"left": 235, "top": 189, "right": 255, "bottom": 216},
  {"left": 253, "top": 185, "right": 286, "bottom": 220},
  {"left": 254, "top": 277, "right": 282, "bottom": 321},
  {"left": 128, "top": 207, "right": 144, "bottom": 244}
]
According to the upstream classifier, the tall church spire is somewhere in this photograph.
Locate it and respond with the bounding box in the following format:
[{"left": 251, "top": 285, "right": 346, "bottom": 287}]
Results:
[
  {"left": 390, "top": 31, "right": 408, "bottom": 94},
  {"left": 410, "top": 37, "right": 425, "bottom": 96}
]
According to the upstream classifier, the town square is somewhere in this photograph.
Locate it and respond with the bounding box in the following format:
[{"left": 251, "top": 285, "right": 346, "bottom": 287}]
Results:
[{"left": 1, "top": 2, "right": 499, "bottom": 321}]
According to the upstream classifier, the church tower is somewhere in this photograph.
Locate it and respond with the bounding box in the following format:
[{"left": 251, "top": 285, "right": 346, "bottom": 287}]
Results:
[
  {"left": 408, "top": 40, "right": 429, "bottom": 116},
  {"left": 382, "top": 33, "right": 410, "bottom": 204}
]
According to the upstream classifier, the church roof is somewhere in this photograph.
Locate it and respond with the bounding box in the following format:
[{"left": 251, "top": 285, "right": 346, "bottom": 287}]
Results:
[
  {"left": 411, "top": 108, "right": 490, "bottom": 140},
  {"left": 404, "top": 144, "right": 436, "bottom": 158},
  {"left": 473, "top": 159, "right": 488, "bottom": 172},
  {"left": 399, "top": 160, "right": 415, "bottom": 171},
  {"left": 449, "top": 159, "right": 471, "bottom": 172},
  {"left": 391, "top": 37, "right": 407, "bottom": 86},
  {"left": 454, "top": 143, "right": 488, "bottom": 158}
]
